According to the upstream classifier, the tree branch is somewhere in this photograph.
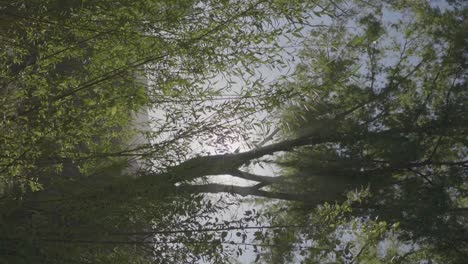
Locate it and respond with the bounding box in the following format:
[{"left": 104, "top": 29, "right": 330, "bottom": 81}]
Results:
[
  {"left": 230, "top": 169, "right": 280, "bottom": 184},
  {"left": 160, "top": 135, "right": 337, "bottom": 183},
  {"left": 236, "top": 135, "right": 336, "bottom": 162},
  {"left": 176, "top": 183, "right": 318, "bottom": 203}
]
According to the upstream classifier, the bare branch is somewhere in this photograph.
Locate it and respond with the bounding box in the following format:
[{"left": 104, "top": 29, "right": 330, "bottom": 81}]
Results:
[
  {"left": 230, "top": 169, "right": 280, "bottom": 184},
  {"left": 176, "top": 183, "right": 319, "bottom": 203},
  {"left": 256, "top": 127, "right": 280, "bottom": 147},
  {"left": 236, "top": 135, "right": 335, "bottom": 162}
]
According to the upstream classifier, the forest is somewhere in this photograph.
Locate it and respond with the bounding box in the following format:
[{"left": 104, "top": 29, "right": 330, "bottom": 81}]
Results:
[{"left": 0, "top": 0, "right": 467, "bottom": 263}]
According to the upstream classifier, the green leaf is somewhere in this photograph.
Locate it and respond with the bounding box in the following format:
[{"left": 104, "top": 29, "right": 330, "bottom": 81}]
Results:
[{"left": 110, "top": 106, "right": 117, "bottom": 116}]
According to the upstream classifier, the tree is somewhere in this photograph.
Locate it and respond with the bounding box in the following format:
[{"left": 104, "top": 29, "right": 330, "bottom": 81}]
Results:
[
  {"left": 1, "top": 0, "right": 321, "bottom": 262},
  {"left": 1, "top": 0, "right": 304, "bottom": 185},
  {"left": 248, "top": 0, "right": 468, "bottom": 263},
  {"left": 1, "top": 0, "right": 466, "bottom": 263}
]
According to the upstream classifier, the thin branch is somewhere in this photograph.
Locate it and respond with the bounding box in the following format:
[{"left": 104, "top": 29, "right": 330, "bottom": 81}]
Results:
[
  {"left": 350, "top": 243, "right": 368, "bottom": 264},
  {"left": 409, "top": 160, "right": 468, "bottom": 167},
  {"left": 230, "top": 169, "right": 280, "bottom": 184},
  {"left": 428, "top": 135, "right": 443, "bottom": 161},
  {"left": 407, "top": 167, "right": 433, "bottom": 185},
  {"left": 176, "top": 183, "right": 319, "bottom": 203},
  {"left": 256, "top": 127, "right": 280, "bottom": 147},
  {"left": 37, "top": 237, "right": 326, "bottom": 251},
  {"left": 111, "top": 224, "right": 316, "bottom": 237},
  {"left": 447, "top": 207, "right": 468, "bottom": 214},
  {"left": 236, "top": 135, "right": 336, "bottom": 162}
]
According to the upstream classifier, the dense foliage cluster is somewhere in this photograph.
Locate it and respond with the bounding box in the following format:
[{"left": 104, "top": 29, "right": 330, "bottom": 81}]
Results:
[
  {"left": 1, "top": 0, "right": 314, "bottom": 262},
  {"left": 262, "top": 0, "right": 467, "bottom": 262}
]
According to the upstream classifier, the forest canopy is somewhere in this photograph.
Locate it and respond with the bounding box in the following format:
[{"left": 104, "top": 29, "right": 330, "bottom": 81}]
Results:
[{"left": 0, "top": 0, "right": 467, "bottom": 263}]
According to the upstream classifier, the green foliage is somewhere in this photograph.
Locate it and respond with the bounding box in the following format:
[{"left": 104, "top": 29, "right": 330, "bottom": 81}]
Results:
[
  {"left": 258, "top": 0, "right": 468, "bottom": 263},
  {"left": 0, "top": 0, "right": 323, "bottom": 262},
  {"left": 1, "top": 0, "right": 465, "bottom": 263}
]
